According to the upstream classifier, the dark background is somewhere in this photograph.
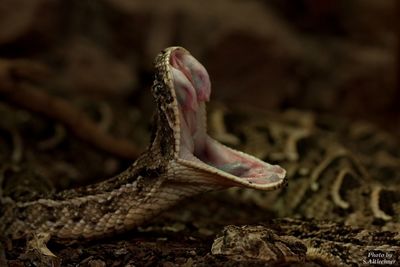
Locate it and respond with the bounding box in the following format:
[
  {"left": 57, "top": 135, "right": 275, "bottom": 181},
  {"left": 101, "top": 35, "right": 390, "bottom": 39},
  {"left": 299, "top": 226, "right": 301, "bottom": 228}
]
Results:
[{"left": 1, "top": 0, "right": 399, "bottom": 134}]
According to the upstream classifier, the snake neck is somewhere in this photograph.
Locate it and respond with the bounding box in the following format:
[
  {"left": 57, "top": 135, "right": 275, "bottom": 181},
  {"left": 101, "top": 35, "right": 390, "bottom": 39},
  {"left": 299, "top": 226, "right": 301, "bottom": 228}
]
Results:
[{"left": 1, "top": 154, "right": 212, "bottom": 240}]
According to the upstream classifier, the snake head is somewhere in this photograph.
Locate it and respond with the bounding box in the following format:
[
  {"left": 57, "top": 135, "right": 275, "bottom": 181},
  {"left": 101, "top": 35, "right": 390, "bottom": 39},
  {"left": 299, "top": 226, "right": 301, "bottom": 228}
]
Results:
[{"left": 154, "top": 47, "right": 286, "bottom": 191}]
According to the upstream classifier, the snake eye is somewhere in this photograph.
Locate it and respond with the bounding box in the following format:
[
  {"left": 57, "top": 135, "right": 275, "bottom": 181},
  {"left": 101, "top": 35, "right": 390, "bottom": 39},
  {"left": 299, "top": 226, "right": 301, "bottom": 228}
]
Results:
[
  {"left": 152, "top": 81, "right": 173, "bottom": 104},
  {"left": 152, "top": 81, "right": 163, "bottom": 96}
]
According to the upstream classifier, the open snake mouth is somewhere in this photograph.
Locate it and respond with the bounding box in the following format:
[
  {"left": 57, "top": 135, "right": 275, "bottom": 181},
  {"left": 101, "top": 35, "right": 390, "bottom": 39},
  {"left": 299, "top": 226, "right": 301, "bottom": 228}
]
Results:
[{"left": 170, "top": 48, "right": 286, "bottom": 189}]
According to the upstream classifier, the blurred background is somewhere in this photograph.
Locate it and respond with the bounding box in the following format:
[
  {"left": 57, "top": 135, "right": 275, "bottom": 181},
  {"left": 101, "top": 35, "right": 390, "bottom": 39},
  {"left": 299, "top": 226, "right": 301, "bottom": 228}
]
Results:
[{"left": 0, "top": 0, "right": 399, "bottom": 134}]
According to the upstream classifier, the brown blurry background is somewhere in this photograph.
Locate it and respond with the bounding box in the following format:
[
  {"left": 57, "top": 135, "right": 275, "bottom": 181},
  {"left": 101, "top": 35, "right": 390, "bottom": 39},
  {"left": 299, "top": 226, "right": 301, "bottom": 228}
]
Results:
[{"left": 0, "top": 0, "right": 399, "bottom": 133}]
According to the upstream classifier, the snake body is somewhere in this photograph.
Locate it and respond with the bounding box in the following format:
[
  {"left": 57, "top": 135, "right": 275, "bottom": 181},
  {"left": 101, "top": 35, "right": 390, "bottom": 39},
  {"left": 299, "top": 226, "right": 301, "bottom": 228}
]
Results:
[{"left": 0, "top": 47, "right": 286, "bottom": 241}]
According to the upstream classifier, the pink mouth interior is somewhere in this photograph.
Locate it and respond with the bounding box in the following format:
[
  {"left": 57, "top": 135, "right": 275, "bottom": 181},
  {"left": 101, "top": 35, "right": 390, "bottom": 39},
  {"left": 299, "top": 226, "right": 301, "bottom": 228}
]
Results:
[{"left": 170, "top": 49, "right": 285, "bottom": 185}]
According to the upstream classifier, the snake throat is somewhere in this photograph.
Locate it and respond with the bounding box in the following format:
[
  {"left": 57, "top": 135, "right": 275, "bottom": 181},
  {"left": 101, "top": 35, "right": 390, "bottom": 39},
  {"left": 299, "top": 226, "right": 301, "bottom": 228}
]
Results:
[{"left": 170, "top": 48, "right": 286, "bottom": 188}]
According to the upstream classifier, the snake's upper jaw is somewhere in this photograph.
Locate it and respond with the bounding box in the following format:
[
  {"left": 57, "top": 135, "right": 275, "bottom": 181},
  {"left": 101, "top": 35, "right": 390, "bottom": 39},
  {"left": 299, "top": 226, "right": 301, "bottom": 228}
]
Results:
[{"left": 171, "top": 47, "right": 286, "bottom": 191}]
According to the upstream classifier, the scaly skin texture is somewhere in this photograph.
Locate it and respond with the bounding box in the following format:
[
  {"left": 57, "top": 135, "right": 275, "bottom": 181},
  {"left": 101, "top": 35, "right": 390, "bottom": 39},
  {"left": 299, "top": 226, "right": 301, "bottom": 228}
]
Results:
[
  {"left": 212, "top": 219, "right": 400, "bottom": 266},
  {"left": 0, "top": 47, "right": 286, "bottom": 242}
]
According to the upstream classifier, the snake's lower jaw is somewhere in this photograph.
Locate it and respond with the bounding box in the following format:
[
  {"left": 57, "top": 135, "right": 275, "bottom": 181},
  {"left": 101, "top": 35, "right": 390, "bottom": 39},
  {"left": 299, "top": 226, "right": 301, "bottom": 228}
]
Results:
[
  {"left": 171, "top": 48, "right": 286, "bottom": 191},
  {"left": 179, "top": 135, "right": 287, "bottom": 190}
]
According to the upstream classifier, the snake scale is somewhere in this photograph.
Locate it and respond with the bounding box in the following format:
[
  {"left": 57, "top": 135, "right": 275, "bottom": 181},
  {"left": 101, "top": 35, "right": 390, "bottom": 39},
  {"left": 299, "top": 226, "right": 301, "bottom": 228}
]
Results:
[{"left": 1, "top": 46, "right": 400, "bottom": 266}]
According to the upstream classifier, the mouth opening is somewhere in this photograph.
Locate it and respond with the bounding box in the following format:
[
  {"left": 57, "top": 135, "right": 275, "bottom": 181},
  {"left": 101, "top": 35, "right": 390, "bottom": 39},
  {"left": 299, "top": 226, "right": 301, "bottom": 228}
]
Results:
[
  {"left": 170, "top": 48, "right": 286, "bottom": 188},
  {"left": 195, "top": 136, "right": 286, "bottom": 186}
]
